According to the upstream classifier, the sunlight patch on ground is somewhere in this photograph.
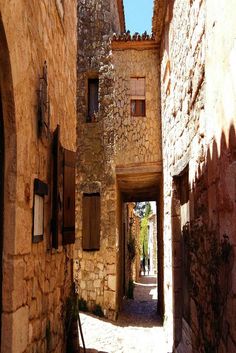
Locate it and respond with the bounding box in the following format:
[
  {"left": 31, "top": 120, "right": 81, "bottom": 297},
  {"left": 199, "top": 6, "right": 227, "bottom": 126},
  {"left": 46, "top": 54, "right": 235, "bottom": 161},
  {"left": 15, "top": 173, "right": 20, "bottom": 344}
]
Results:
[
  {"left": 149, "top": 288, "right": 158, "bottom": 300},
  {"left": 79, "top": 313, "right": 169, "bottom": 353}
]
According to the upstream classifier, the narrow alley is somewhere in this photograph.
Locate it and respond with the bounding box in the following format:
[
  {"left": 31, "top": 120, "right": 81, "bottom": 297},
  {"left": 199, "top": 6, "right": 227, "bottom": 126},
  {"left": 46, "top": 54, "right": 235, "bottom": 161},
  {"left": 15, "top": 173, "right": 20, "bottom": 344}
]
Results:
[
  {"left": 0, "top": 0, "right": 236, "bottom": 352},
  {"left": 80, "top": 276, "right": 168, "bottom": 353}
]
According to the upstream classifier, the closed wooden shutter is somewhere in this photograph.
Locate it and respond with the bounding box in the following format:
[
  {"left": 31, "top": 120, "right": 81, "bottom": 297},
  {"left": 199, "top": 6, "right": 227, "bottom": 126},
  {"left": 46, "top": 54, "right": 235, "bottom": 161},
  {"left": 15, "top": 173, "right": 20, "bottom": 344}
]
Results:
[
  {"left": 82, "top": 193, "right": 100, "bottom": 250},
  {"left": 82, "top": 195, "right": 91, "bottom": 250},
  {"left": 63, "top": 149, "right": 75, "bottom": 245}
]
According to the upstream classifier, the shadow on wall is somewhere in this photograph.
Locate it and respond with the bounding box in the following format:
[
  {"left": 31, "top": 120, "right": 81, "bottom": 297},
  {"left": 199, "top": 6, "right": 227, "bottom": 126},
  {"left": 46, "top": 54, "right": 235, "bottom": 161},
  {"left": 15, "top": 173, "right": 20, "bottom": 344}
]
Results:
[{"left": 172, "top": 124, "right": 236, "bottom": 352}]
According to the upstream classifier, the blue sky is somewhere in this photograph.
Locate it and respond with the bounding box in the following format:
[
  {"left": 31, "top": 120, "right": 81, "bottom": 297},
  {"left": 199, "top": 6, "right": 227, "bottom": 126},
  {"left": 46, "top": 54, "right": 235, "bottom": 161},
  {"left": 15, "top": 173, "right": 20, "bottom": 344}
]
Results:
[{"left": 123, "top": 0, "right": 154, "bottom": 34}]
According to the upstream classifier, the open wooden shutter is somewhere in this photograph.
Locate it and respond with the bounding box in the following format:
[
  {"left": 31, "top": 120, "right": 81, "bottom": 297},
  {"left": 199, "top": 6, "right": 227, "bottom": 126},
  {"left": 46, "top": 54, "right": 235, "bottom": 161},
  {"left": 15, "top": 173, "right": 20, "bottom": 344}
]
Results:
[
  {"left": 51, "top": 125, "right": 64, "bottom": 249},
  {"left": 52, "top": 125, "right": 60, "bottom": 249},
  {"left": 63, "top": 149, "right": 75, "bottom": 245},
  {"left": 82, "top": 193, "right": 100, "bottom": 250}
]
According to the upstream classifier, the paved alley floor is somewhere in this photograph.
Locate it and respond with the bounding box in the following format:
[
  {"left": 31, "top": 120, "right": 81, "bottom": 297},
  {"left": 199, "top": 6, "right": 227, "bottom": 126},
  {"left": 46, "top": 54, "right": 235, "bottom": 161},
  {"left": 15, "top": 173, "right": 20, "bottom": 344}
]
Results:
[{"left": 79, "top": 275, "right": 169, "bottom": 353}]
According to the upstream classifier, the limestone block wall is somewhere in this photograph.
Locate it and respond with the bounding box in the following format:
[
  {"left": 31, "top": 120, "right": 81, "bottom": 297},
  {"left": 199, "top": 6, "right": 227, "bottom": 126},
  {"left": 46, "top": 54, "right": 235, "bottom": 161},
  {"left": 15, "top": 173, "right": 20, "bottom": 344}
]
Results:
[
  {"left": 0, "top": 1, "right": 76, "bottom": 352},
  {"left": 160, "top": 0, "right": 206, "bottom": 351},
  {"left": 160, "top": 0, "right": 236, "bottom": 352},
  {"left": 204, "top": 1, "right": 236, "bottom": 352},
  {"left": 76, "top": 0, "right": 121, "bottom": 320},
  {"left": 112, "top": 48, "right": 162, "bottom": 165}
]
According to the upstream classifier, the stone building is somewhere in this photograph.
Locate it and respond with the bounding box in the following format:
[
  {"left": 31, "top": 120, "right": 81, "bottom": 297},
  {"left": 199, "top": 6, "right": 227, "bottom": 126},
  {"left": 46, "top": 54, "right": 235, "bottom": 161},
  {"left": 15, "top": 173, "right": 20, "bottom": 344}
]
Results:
[
  {"left": 153, "top": 0, "right": 236, "bottom": 352},
  {"left": 0, "top": 1, "right": 77, "bottom": 352},
  {"left": 76, "top": 0, "right": 163, "bottom": 320}
]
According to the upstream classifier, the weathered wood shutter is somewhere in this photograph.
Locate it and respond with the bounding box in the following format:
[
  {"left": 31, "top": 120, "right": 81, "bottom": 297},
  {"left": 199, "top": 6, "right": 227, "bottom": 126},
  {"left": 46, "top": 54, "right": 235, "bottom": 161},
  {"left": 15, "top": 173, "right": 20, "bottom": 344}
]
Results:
[
  {"left": 63, "top": 149, "right": 75, "bottom": 245},
  {"left": 51, "top": 125, "right": 60, "bottom": 249},
  {"left": 82, "top": 193, "right": 100, "bottom": 250}
]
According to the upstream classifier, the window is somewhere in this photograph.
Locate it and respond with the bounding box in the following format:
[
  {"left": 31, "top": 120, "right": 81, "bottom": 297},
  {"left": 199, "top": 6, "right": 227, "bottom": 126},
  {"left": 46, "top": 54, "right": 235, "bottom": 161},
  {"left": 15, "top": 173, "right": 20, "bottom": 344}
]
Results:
[
  {"left": 87, "top": 78, "right": 99, "bottom": 122},
  {"left": 130, "top": 77, "right": 146, "bottom": 117},
  {"left": 82, "top": 193, "right": 101, "bottom": 250},
  {"left": 32, "top": 179, "right": 48, "bottom": 243}
]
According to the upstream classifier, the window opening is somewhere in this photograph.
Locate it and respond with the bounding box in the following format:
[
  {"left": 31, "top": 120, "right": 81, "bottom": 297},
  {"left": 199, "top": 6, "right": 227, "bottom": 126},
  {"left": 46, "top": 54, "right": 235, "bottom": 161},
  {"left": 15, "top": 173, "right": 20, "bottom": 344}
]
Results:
[
  {"left": 130, "top": 77, "right": 146, "bottom": 117},
  {"left": 87, "top": 78, "right": 99, "bottom": 122}
]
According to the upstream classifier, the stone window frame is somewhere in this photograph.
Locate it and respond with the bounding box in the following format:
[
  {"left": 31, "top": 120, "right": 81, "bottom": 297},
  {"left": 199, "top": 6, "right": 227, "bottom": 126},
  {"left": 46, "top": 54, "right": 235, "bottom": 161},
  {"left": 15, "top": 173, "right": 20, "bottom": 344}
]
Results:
[{"left": 130, "top": 77, "right": 146, "bottom": 117}]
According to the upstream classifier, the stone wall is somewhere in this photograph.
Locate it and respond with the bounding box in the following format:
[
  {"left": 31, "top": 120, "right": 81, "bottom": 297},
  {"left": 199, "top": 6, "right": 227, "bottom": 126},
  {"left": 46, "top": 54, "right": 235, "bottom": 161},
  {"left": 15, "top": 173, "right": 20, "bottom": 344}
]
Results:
[
  {"left": 76, "top": 0, "right": 121, "bottom": 320},
  {"left": 0, "top": 0, "right": 77, "bottom": 352},
  {"left": 159, "top": 0, "right": 236, "bottom": 352},
  {"left": 112, "top": 47, "right": 161, "bottom": 165}
]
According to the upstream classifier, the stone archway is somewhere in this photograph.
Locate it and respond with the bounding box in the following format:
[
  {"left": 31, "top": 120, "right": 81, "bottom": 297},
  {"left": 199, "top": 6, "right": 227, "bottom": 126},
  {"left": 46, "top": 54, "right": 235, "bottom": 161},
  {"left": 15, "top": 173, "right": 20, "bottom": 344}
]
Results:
[{"left": 0, "top": 14, "right": 17, "bottom": 350}]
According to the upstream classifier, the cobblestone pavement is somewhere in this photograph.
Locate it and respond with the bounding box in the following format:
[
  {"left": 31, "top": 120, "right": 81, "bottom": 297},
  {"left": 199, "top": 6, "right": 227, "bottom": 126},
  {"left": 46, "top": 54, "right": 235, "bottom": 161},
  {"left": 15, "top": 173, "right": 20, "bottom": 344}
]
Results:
[{"left": 79, "top": 276, "right": 169, "bottom": 353}]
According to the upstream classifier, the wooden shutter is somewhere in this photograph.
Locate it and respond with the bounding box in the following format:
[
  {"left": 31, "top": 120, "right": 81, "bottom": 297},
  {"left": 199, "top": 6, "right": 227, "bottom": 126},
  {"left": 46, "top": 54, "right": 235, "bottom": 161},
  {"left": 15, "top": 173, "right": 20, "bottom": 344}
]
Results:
[
  {"left": 63, "top": 149, "right": 75, "bottom": 245},
  {"left": 52, "top": 125, "right": 63, "bottom": 249},
  {"left": 82, "top": 193, "right": 100, "bottom": 250},
  {"left": 90, "top": 194, "right": 100, "bottom": 250},
  {"left": 82, "top": 195, "right": 91, "bottom": 250}
]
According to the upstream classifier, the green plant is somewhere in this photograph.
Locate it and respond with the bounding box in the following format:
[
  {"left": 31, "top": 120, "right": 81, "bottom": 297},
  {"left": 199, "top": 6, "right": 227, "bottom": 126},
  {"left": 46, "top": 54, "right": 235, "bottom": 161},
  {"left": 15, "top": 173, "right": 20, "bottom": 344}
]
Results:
[
  {"left": 127, "top": 279, "right": 134, "bottom": 299},
  {"left": 78, "top": 297, "right": 88, "bottom": 312},
  {"left": 92, "top": 304, "right": 104, "bottom": 317}
]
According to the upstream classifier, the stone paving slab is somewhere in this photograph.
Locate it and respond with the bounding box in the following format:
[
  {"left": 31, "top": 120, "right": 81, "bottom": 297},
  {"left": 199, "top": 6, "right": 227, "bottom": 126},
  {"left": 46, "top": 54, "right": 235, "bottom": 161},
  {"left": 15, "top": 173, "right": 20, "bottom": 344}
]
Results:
[{"left": 79, "top": 276, "right": 170, "bottom": 353}]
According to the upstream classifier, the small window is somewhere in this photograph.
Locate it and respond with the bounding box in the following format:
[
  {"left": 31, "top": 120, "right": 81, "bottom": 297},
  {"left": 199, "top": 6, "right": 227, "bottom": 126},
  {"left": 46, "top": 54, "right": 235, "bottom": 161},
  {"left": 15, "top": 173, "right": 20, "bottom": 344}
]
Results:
[
  {"left": 131, "top": 100, "right": 146, "bottom": 117},
  {"left": 32, "top": 179, "right": 48, "bottom": 243},
  {"left": 87, "top": 78, "right": 99, "bottom": 122},
  {"left": 82, "top": 193, "right": 101, "bottom": 250},
  {"left": 130, "top": 77, "right": 146, "bottom": 117}
]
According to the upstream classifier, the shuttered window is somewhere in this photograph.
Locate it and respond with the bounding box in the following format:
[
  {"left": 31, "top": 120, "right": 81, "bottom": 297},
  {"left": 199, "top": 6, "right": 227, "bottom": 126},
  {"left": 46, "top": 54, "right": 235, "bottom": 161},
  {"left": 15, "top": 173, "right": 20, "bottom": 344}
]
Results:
[
  {"left": 131, "top": 100, "right": 146, "bottom": 117},
  {"left": 63, "top": 149, "right": 76, "bottom": 245},
  {"left": 52, "top": 125, "right": 61, "bottom": 249},
  {"left": 130, "top": 77, "right": 146, "bottom": 117},
  {"left": 82, "top": 193, "right": 100, "bottom": 250},
  {"left": 87, "top": 78, "right": 99, "bottom": 122}
]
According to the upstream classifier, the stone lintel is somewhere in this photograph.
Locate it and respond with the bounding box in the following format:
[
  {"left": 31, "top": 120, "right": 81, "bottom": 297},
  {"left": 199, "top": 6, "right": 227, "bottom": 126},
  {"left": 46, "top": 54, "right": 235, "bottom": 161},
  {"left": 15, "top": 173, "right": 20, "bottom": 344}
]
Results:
[{"left": 116, "top": 161, "right": 162, "bottom": 175}]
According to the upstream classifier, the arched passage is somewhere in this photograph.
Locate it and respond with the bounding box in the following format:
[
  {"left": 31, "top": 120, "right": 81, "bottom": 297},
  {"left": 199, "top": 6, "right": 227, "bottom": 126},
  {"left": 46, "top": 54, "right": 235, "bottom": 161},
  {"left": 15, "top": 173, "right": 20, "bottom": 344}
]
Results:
[
  {"left": 116, "top": 164, "right": 164, "bottom": 321},
  {"left": 0, "top": 13, "right": 17, "bottom": 350}
]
